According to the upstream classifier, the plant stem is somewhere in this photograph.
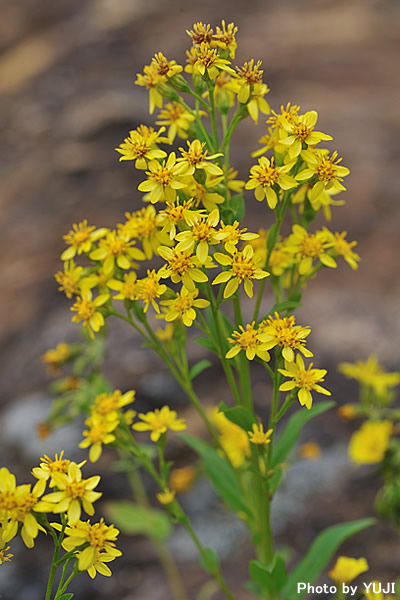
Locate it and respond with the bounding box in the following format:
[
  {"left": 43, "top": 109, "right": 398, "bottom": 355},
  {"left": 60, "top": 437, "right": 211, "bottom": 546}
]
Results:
[
  {"left": 232, "top": 293, "right": 253, "bottom": 411},
  {"left": 206, "top": 81, "right": 219, "bottom": 152}
]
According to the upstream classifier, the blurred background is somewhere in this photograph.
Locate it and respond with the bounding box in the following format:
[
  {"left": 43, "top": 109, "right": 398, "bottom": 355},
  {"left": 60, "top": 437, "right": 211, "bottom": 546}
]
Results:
[{"left": 1, "top": 0, "right": 400, "bottom": 598}]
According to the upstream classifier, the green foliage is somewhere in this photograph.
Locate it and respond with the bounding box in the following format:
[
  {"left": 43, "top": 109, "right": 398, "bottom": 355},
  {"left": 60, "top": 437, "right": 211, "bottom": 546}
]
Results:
[
  {"left": 250, "top": 555, "right": 288, "bottom": 598},
  {"left": 106, "top": 501, "right": 172, "bottom": 541},
  {"left": 219, "top": 402, "right": 256, "bottom": 431}
]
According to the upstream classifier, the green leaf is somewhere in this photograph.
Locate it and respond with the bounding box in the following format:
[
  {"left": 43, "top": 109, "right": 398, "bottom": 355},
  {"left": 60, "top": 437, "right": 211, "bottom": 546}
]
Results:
[
  {"left": 105, "top": 501, "right": 171, "bottom": 541},
  {"left": 200, "top": 547, "right": 220, "bottom": 575},
  {"left": 230, "top": 194, "right": 245, "bottom": 222},
  {"left": 272, "top": 401, "right": 334, "bottom": 468},
  {"left": 59, "top": 595, "right": 74, "bottom": 600},
  {"left": 267, "top": 224, "right": 278, "bottom": 254},
  {"left": 282, "top": 518, "right": 375, "bottom": 600},
  {"left": 190, "top": 359, "right": 212, "bottom": 380},
  {"left": 219, "top": 403, "right": 256, "bottom": 432},
  {"left": 180, "top": 434, "right": 251, "bottom": 517},
  {"left": 250, "top": 555, "right": 287, "bottom": 597},
  {"left": 269, "top": 466, "right": 283, "bottom": 494},
  {"left": 195, "top": 336, "right": 217, "bottom": 353}
]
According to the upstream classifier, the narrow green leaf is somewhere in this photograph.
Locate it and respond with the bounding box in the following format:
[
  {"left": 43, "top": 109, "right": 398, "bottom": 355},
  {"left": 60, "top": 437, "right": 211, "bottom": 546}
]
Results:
[
  {"left": 105, "top": 501, "right": 171, "bottom": 541},
  {"left": 195, "top": 336, "right": 217, "bottom": 353},
  {"left": 59, "top": 595, "right": 74, "bottom": 600},
  {"left": 219, "top": 403, "right": 256, "bottom": 432},
  {"left": 282, "top": 518, "right": 375, "bottom": 600},
  {"left": 180, "top": 434, "right": 251, "bottom": 517},
  {"left": 230, "top": 194, "right": 245, "bottom": 222},
  {"left": 250, "top": 555, "right": 287, "bottom": 597},
  {"left": 190, "top": 359, "right": 212, "bottom": 380},
  {"left": 267, "top": 224, "right": 278, "bottom": 254},
  {"left": 272, "top": 401, "right": 335, "bottom": 468},
  {"left": 200, "top": 547, "right": 220, "bottom": 575}
]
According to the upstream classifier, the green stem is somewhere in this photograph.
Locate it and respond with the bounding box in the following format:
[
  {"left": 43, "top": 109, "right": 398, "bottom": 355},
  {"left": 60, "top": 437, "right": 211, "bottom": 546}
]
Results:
[
  {"left": 44, "top": 522, "right": 67, "bottom": 600},
  {"left": 232, "top": 293, "right": 253, "bottom": 411},
  {"left": 206, "top": 80, "right": 219, "bottom": 152},
  {"left": 54, "top": 558, "right": 77, "bottom": 600},
  {"left": 179, "top": 98, "right": 213, "bottom": 150},
  {"left": 219, "top": 104, "right": 248, "bottom": 154}
]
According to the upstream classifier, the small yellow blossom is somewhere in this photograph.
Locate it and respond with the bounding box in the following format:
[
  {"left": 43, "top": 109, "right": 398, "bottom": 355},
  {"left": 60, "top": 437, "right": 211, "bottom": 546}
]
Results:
[
  {"left": 32, "top": 452, "right": 78, "bottom": 486},
  {"left": 234, "top": 59, "right": 264, "bottom": 104},
  {"left": 245, "top": 156, "right": 296, "bottom": 209},
  {"left": 213, "top": 244, "right": 269, "bottom": 298},
  {"left": 285, "top": 224, "right": 337, "bottom": 275},
  {"left": 299, "top": 442, "right": 321, "bottom": 460},
  {"left": 328, "top": 556, "right": 369, "bottom": 584},
  {"left": 91, "top": 390, "right": 135, "bottom": 420},
  {"left": 349, "top": 421, "right": 393, "bottom": 465},
  {"left": 62, "top": 221, "right": 108, "bottom": 261},
  {"left": 187, "top": 179, "right": 225, "bottom": 212},
  {"left": 175, "top": 208, "right": 220, "bottom": 263},
  {"left": 71, "top": 289, "right": 109, "bottom": 338},
  {"left": 169, "top": 466, "right": 196, "bottom": 493},
  {"left": 211, "top": 408, "right": 250, "bottom": 467},
  {"left": 267, "top": 102, "right": 300, "bottom": 133},
  {"left": 156, "top": 323, "right": 175, "bottom": 342},
  {"left": 0, "top": 545, "right": 13, "bottom": 565},
  {"left": 185, "top": 42, "right": 234, "bottom": 80},
  {"left": 79, "top": 416, "right": 119, "bottom": 463},
  {"left": 55, "top": 260, "right": 83, "bottom": 299},
  {"left": 107, "top": 271, "right": 138, "bottom": 301},
  {"left": 338, "top": 404, "right": 358, "bottom": 421},
  {"left": 339, "top": 356, "right": 400, "bottom": 398},
  {"left": 157, "top": 199, "right": 202, "bottom": 240},
  {"left": 115, "top": 125, "right": 167, "bottom": 169},
  {"left": 138, "top": 152, "right": 190, "bottom": 204},
  {"left": 215, "top": 221, "right": 259, "bottom": 254},
  {"left": 158, "top": 246, "right": 210, "bottom": 292},
  {"left": 177, "top": 139, "right": 223, "bottom": 177},
  {"left": 296, "top": 149, "right": 350, "bottom": 201},
  {"left": 279, "top": 110, "right": 332, "bottom": 159},
  {"left": 156, "top": 489, "right": 176, "bottom": 505},
  {"left": 187, "top": 22, "right": 213, "bottom": 46},
  {"left": 156, "top": 102, "right": 196, "bottom": 143},
  {"left": 135, "top": 269, "right": 167, "bottom": 313},
  {"left": 161, "top": 287, "right": 209, "bottom": 327},
  {"left": 279, "top": 355, "right": 331, "bottom": 410},
  {"left": 323, "top": 229, "right": 360, "bottom": 270},
  {"left": 248, "top": 423, "right": 273, "bottom": 445},
  {"left": 135, "top": 53, "right": 182, "bottom": 114},
  {"left": 132, "top": 406, "right": 186, "bottom": 442},
  {"left": 260, "top": 312, "right": 312, "bottom": 362},
  {"left": 226, "top": 322, "right": 271, "bottom": 362},
  {"left": 89, "top": 230, "right": 145, "bottom": 276},
  {"left": 212, "top": 20, "right": 238, "bottom": 58},
  {"left": 41, "top": 343, "right": 72, "bottom": 375}
]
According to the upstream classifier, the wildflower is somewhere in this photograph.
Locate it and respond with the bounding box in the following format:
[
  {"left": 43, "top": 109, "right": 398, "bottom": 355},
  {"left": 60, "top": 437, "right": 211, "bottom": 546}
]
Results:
[
  {"left": 55, "top": 260, "right": 83, "bottom": 298},
  {"left": 115, "top": 125, "right": 167, "bottom": 169},
  {"left": 135, "top": 63, "right": 164, "bottom": 114},
  {"left": 349, "top": 421, "right": 393, "bottom": 464},
  {"left": 213, "top": 244, "right": 269, "bottom": 298},
  {"left": 91, "top": 390, "right": 135, "bottom": 420},
  {"left": 299, "top": 442, "right": 321, "bottom": 460},
  {"left": 187, "top": 179, "right": 225, "bottom": 212},
  {"left": 169, "top": 466, "right": 196, "bottom": 492},
  {"left": 328, "top": 556, "right": 369, "bottom": 584},
  {"left": 71, "top": 288, "right": 109, "bottom": 338},
  {"left": 279, "top": 355, "right": 331, "bottom": 410},
  {"left": 155, "top": 102, "right": 196, "bottom": 143},
  {"left": 296, "top": 149, "right": 350, "bottom": 201},
  {"left": 156, "top": 489, "right": 176, "bottom": 505},
  {"left": 338, "top": 404, "right": 358, "bottom": 421},
  {"left": 79, "top": 416, "right": 119, "bottom": 463},
  {"left": 211, "top": 408, "right": 249, "bottom": 467},
  {"left": 185, "top": 42, "right": 235, "bottom": 80},
  {"left": 61, "top": 518, "right": 121, "bottom": 578},
  {"left": 234, "top": 59, "right": 264, "bottom": 104},
  {"left": 212, "top": 20, "right": 238, "bottom": 58},
  {"left": 226, "top": 322, "right": 271, "bottom": 362},
  {"left": 291, "top": 183, "right": 345, "bottom": 221},
  {"left": 158, "top": 246, "right": 210, "bottom": 292},
  {"left": 215, "top": 221, "right": 259, "bottom": 254},
  {"left": 132, "top": 406, "right": 186, "bottom": 442},
  {"left": 245, "top": 156, "right": 296, "bottom": 210},
  {"left": 177, "top": 139, "right": 223, "bottom": 177},
  {"left": 135, "top": 269, "right": 167, "bottom": 313},
  {"left": 175, "top": 208, "right": 220, "bottom": 263},
  {"left": 157, "top": 199, "right": 202, "bottom": 240},
  {"left": 285, "top": 224, "right": 337, "bottom": 275},
  {"left": 156, "top": 323, "right": 174, "bottom": 341},
  {"left": 151, "top": 52, "right": 183, "bottom": 81},
  {"left": 89, "top": 230, "right": 145, "bottom": 276},
  {"left": 260, "top": 312, "right": 312, "bottom": 362},
  {"left": 339, "top": 356, "right": 400, "bottom": 398},
  {"left": 279, "top": 110, "right": 332, "bottom": 159},
  {"left": 138, "top": 152, "right": 190, "bottom": 204},
  {"left": 35, "top": 462, "right": 102, "bottom": 524},
  {"left": 267, "top": 102, "right": 301, "bottom": 133},
  {"left": 246, "top": 82, "right": 270, "bottom": 125},
  {"left": 61, "top": 221, "right": 108, "bottom": 261},
  {"left": 248, "top": 423, "right": 273, "bottom": 445},
  {"left": 107, "top": 271, "right": 138, "bottom": 301},
  {"left": 41, "top": 343, "right": 72, "bottom": 374},
  {"left": 32, "top": 452, "right": 77, "bottom": 486},
  {"left": 323, "top": 229, "right": 360, "bottom": 270},
  {"left": 268, "top": 237, "right": 294, "bottom": 276},
  {"left": 161, "top": 287, "right": 209, "bottom": 327},
  {"left": 187, "top": 22, "right": 213, "bottom": 46}
]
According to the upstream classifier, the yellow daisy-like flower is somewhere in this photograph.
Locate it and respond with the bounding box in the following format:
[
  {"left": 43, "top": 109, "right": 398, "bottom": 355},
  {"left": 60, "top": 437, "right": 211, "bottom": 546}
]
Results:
[
  {"left": 213, "top": 244, "right": 269, "bottom": 298},
  {"left": 158, "top": 245, "right": 210, "bottom": 292},
  {"left": 107, "top": 271, "right": 138, "bottom": 301},
  {"left": 226, "top": 322, "right": 271, "bottom": 362},
  {"left": 349, "top": 421, "right": 393, "bottom": 465},
  {"left": 135, "top": 269, "right": 168, "bottom": 313},
  {"left": 61, "top": 220, "right": 108, "bottom": 261},
  {"left": 234, "top": 59, "right": 264, "bottom": 104},
  {"left": 35, "top": 462, "right": 102, "bottom": 524},
  {"left": 267, "top": 102, "right": 301, "bottom": 133},
  {"left": 328, "top": 556, "right": 369, "bottom": 584},
  {"left": 156, "top": 489, "right": 176, "bottom": 505},
  {"left": 115, "top": 125, "right": 167, "bottom": 169},
  {"left": 187, "top": 22, "right": 213, "bottom": 46},
  {"left": 41, "top": 343, "right": 72, "bottom": 375},
  {"left": 248, "top": 423, "right": 273, "bottom": 445},
  {"left": 138, "top": 152, "right": 190, "bottom": 204},
  {"left": 161, "top": 286, "right": 209, "bottom": 327},
  {"left": 339, "top": 356, "right": 400, "bottom": 398},
  {"left": 211, "top": 408, "right": 250, "bottom": 468},
  {"left": 61, "top": 518, "right": 121, "bottom": 578},
  {"left": 55, "top": 260, "right": 83, "bottom": 299},
  {"left": 135, "top": 63, "right": 164, "bottom": 115},
  {"left": 323, "top": 229, "right": 360, "bottom": 270},
  {"left": 260, "top": 312, "right": 313, "bottom": 362},
  {"left": 157, "top": 199, "right": 202, "bottom": 240},
  {"left": 150, "top": 52, "right": 183, "bottom": 81},
  {"left": 215, "top": 221, "right": 259, "bottom": 254},
  {"left": 245, "top": 156, "right": 297, "bottom": 209},
  {"left": 132, "top": 406, "right": 186, "bottom": 442},
  {"left": 79, "top": 415, "right": 119, "bottom": 463},
  {"left": 89, "top": 230, "right": 145, "bottom": 276},
  {"left": 279, "top": 355, "right": 331, "bottom": 410},
  {"left": 175, "top": 208, "right": 220, "bottom": 264},
  {"left": 291, "top": 183, "right": 345, "bottom": 221},
  {"left": 285, "top": 224, "right": 337, "bottom": 275},
  {"left": 187, "top": 179, "right": 225, "bottom": 213},
  {"left": 212, "top": 20, "right": 238, "bottom": 59},
  {"left": 177, "top": 139, "right": 223, "bottom": 177},
  {"left": 155, "top": 102, "right": 196, "bottom": 143},
  {"left": 185, "top": 42, "right": 235, "bottom": 80},
  {"left": 279, "top": 110, "right": 332, "bottom": 159},
  {"left": 70, "top": 288, "right": 109, "bottom": 338},
  {"left": 32, "top": 451, "right": 78, "bottom": 486},
  {"left": 91, "top": 390, "right": 135, "bottom": 421},
  {"left": 296, "top": 149, "right": 350, "bottom": 201}
]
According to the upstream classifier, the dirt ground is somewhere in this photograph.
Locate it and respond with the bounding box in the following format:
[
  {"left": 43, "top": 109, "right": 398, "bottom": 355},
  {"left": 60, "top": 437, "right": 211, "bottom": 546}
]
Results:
[{"left": 1, "top": 0, "right": 400, "bottom": 598}]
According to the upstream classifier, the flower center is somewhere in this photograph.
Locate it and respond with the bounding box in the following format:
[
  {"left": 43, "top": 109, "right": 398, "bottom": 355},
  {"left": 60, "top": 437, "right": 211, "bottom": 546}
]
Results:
[
  {"left": 256, "top": 165, "right": 279, "bottom": 187},
  {"left": 231, "top": 253, "right": 256, "bottom": 281},
  {"left": 293, "top": 123, "right": 312, "bottom": 140},
  {"left": 168, "top": 251, "right": 193, "bottom": 275},
  {"left": 76, "top": 300, "right": 95, "bottom": 321},
  {"left": 316, "top": 158, "right": 337, "bottom": 182},
  {"left": 66, "top": 481, "right": 87, "bottom": 499},
  {"left": 152, "top": 167, "right": 173, "bottom": 187},
  {"left": 300, "top": 235, "right": 323, "bottom": 257},
  {"left": 192, "top": 221, "right": 212, "bottom": 241}
]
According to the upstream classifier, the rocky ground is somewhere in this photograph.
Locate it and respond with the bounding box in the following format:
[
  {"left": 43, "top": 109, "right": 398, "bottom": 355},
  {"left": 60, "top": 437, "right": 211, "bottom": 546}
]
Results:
[{"left": 1, "top": 0, "right": 400, "bottom": 598}]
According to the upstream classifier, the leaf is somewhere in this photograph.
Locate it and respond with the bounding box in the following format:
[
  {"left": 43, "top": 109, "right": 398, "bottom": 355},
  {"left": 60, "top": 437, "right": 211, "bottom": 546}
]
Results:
[
  {"left": 250, "top": 555, "right": 287, "bottom": 597},
  {"left": 282, "top": 518, "right": 375, "bottom": 600},
  {"left": 195, "top": 336, "right": 217, "bottom": 353},
  {"left": 267, "top": 223, "right": 278, "bottom": 254},
  {"left": 219, "top": 403, "right": 256, "bottom": 432},
  {"left": 180, "top": 434, "right": 251, "bottom": 517},
  {"left": 269, "top": 465, "right": 283, "bottom": 494},
  {"left": 59, "top": 595, "right": 74, "bottom": 600},
  {"left": 105, "top": 501, "right": 171, "bottom": 541},
  {"left": 200, "top": 547, "right": 220, "bottom": 575},
  {"left": 272, "top": 401, "right": 334, "bottom": 468},
  {"left": 190, "top": 359, "right": 212, "bottom": 380},
  {"left": 230, "top": 194, "right": 245, "bottom": 222}
]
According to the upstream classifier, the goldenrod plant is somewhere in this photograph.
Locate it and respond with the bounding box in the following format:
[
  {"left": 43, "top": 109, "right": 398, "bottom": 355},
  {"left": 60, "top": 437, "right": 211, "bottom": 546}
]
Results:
[{"left": 4, "top": 20, "right": 398, "bottom": 600}]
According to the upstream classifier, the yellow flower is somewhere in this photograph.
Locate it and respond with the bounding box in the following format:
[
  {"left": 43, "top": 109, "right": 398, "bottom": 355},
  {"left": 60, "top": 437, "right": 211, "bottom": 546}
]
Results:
[
  {"left": 155, "top": 102, "right": 196, "bottom": 143},
  {"left": 246, "top": 82, "right": 270, "bottom": 125},
  {"left": 89, "top": 230, "right": 145, "bottom": 276},
  {"left": 157, "top": 199, "right": 202, "bottom": 240},
  {"left": 156, "top": 489, "right": 176, "bottom": 505},
  {"left": 299, "top": 442, "right": 321, "bottom": 460},
  {"left": 61, "top": 518, "right": 121, "bottom": 578},
  {"left": 285, "top": 224, "right": 337, "bottom": 275},
  {"left": 338, "top": 404, "right": 358, "bottom": 421},
  {"left": 245, "top": 156, "right": 297, "bottom": 209},
  {"left": 169, "top": 466, "right": 196, "bottom": 493},
  {"left": 41, "top": 343, "right": 72, "bottom": 375},
  {"left": 135, "top": 63, "right": 164, "bottom": 115},
  {"left": 135, "top": 269, "right": 167, "bottom": 313},
  {"left": 211, "top": 408, "right": 250, "bottom": 467},
  {"left": 156, "top": 323, "right": 175, "bottom": 342},
  {"left": 323, "top": 229, "right": 360, "bottom": 270},
  {"left": 90, "top": 390, "right": 135, "bottom": 420},
  {"left": 234, "top": 59, "right": 264, "bottom": 104},
  {"left": 35, "top": 462, "right": 102, "bottom": 524},
  {"left": 349, "top": 421, "right": 393, "bottom": 464},
  {"left": 158, "top": 245, "right": 210, "bottom": 292},
  {"left": 115, "top": 125, "right": 167, "bottom": 169},
  {"left": 248, "top": 423, "right": 273, "bottom": 445},
  {"left": 185, "top": 42, "right": 235, "bottom": 80},
  {"left": 267, "top": 102, "right": 300, "bottom": 133},
  {"left": 107, "top": 271, "right": 138, "bottom": 301},
  {"left": 213, "top": 244, "right": 269, "bottom": 298},
  {"left": 215, "top": 221, "right": 259, "bottom": 254},
  {"left": 187, "top": 22, "right": 213, "bottom": 46},
  {"left": 55, "top": 260, "right": 83, "bottom": 298},
  {"left": 279, "top": 110, "right": 332, "bottom": 159},
  {"left": 328, "top": 556, "right": 369, "bottom": 584},
  {"left": 226, "top": 322, "right": 271, "bottom": 362},
  {"left": 61, "top": 220, "right": 108, "bottom": 261},
  {"left": 296, "top": 149, "right": 350, "bottom": 201},
  {"left": 291, "top": 183, "right": 345, "bottom": 221},
  {"left": 339, "top": 356, "right": 400, "bottom": 398},
  {"left": 161, "top": 286, "right": 209, "bottom": 327},
  {"left": 212, "top": 20, "right": 238, "bottom": 58},
  {"left": 32, "top": 452, "right": 77, "bottom": 486},
  {"left": 132, "top": 406, "right": 186, "bottom": 442},
  {"left": 260, "top": 312, "right": 313, "bottom": 362},
  {"left": 138, "top": 152, "right": 190, "bottom": 204},
  {"left": 175, "top": 208, "right": 220, "bottom": 264},
  {"left": 79, "top": 416, "right": 119, "bottom": 463},
  {"left": 0, "top": 544, "right": 13, "bottom": 565},
  {"left": 71, "top": 288, "right": 109, "bottom": 338},
  {"left": 279, "top": 354, "right": 331, "bottom": 410},
  {"left": 177, "top": 139, "right": 223, "bottom": 177},
  {"left": 187, "top": 179, "right": 225, "bottom": 212}
]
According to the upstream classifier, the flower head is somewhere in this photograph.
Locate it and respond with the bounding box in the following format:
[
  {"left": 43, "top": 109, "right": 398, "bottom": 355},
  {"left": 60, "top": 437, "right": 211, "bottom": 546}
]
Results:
[
  {"left": 279, "top": 110, "right": 332, "bottom": 159},
  {"left": 211, "top": 408, "right": 249, "bottom": 467},
  {"left": 226, "top": 322, "right": 271, "bottom": 362},
  {"left": 285, "top": 224, "right": 337, "bottom": 275},
  {"left": 349, "top": 421, "right": 393, "bottom": 464},
  {"left": 279, "top": 355, "right": 331, "bottom": 410},
  {"left": 55, "top": 260, "right": 83, "bottom": 298},
  {"left": 245, "top": 156, "right": 296, "bottom": 209},
  {"left": 62, "top": 221, "right": 108, "bottom": 261},
  {"left": 156, "top": 102, "right": 196, "bottom": 143},
  {"left": 156, "top": 489, "right": 176, "bottom": 505},
  {"left": 213, "top": 245, "right": 269, "bottom": 298},
  {"left": 132, "top": 406, "right": 186, "bottom": 442},
  {"left": 175, "top": 208, "right": 220, "bottom": 263},
  {"left": 296, "top": 149, "right": 350, "bottom": 201},
  {"left": 115, "top": 125, "right": 167, "bottom": 169},
  {"left": 260, "top": 312, "right": 312, "bottom": 362},
  {"left": 161, "top": 286, "right": 209, "bottom": 327},
  {"left": 339, "top": 356, "right": 400, "bottom": 398},
  {"left": 138, "top": 152, "right": 190, "bottom": 204},
  {"left": 158, "top": 246, "right": 210, "bottom": 292},
  {"left": 248, "top": 423, "right": 273, "bottom": 445},
  {"left": 41, "top": 343, "right": 72, "bottom": 375},
  {"left": 135, "top": 269, "right": 167, "bottom": 313},
  {"left": 328, "top": 556, "right": 369, "bottom": 584},
  {"left": 212, "top": 20, "right": 238, "bottom": 58},
  {"left": 71, "top": 288, "right": 109, "bottom": 338}
]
